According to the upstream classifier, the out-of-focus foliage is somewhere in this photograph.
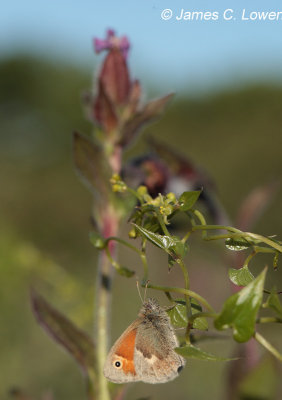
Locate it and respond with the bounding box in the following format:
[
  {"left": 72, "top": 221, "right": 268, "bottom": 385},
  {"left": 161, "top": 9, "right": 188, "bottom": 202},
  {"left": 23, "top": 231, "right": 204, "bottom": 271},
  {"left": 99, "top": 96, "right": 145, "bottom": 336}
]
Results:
[{"left": 0, "top": 56, "right": 282, "bottom": 399}]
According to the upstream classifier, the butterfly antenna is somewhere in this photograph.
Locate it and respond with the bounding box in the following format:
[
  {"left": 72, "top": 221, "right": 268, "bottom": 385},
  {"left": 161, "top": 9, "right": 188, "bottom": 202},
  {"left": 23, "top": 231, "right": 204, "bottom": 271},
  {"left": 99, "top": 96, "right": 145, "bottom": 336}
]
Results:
[
  {"left": 144, "top": 280, "right": 150, "bottom": 301},
  {"left": 136, "top": 280, "right": 144, "bottom": 304}
]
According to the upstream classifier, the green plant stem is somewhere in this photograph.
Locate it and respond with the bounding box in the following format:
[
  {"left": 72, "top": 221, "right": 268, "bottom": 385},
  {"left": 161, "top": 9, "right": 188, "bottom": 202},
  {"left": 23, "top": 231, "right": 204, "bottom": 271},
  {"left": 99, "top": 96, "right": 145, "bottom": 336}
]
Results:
[
  {"left": 247, "top": 233, "right": 282, "bottom": 253},
  {"left": 104, "top": 236, "right": 149, "bottom": 281},
  {"left": 87, "top": 369, "right": 97, "bottom": 400},
  {"left": 141, "top": 239, "right": 149, "bottom": 282},
  {"left": 156, "top": 210, "right": 170, "bottom": 236},
  {"left": 142, "top": 282, "right": 215, "bottom": 313},
  {"left": 95, "top": 206, "right": 120, "bottom": 400},
  {"left": 243, "top": 246, "right": 277, "bottom": 268},
  {"left": 181, "top": 230, "right": 192, "bottom": 243},
  {"left": 188, "top": 311, "right": 218, "bottom": 323},
  {"left": 253, "top": 246, "right": 278, "bottom": 254},
  {"left": 165, "top": 291, "right": 174, "bottom": 302},
  {"left": 105, "top": 246, "right": 120, "bottom": 271},
  {"left": 256, "top": 317, "right": 282, "bottom": 324},
  {"left": 191, "top": 222, "right": 282, "bottom": 253},
  {"left": 177, "top": 258, "right": 192, "bottom": 343},
  {"left": 105, "top": 236, "right": 142, "bottom": 254},
  {"left": 254, "top": 331, "right": 282, "bottom": 361},
  {"left": 155, "top": 209, "right": 193, "bottom": 342},
  {"left": 127, "top": 187, "right": 143, "bottom": 203},
  {"left": 96, "top": 248, "right": 112, "bottom": 400},
  {"left": 191, "top": 209, "right": 208, "bottom": 237}
]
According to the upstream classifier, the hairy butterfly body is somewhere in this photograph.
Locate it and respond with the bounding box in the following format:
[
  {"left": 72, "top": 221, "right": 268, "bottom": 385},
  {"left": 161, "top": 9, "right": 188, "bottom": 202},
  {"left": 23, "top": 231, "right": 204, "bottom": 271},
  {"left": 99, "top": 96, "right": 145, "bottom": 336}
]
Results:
[{"left": 103, "top": 298, "right": 185, "bottom": 384}]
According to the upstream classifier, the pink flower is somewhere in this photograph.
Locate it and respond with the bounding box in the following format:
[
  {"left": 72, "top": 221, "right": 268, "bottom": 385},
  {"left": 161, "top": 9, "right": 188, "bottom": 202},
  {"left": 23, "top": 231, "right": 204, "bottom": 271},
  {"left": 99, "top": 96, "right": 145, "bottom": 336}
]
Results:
[{"left": 94, "top": 29, "right": 130, "bottom": 59}]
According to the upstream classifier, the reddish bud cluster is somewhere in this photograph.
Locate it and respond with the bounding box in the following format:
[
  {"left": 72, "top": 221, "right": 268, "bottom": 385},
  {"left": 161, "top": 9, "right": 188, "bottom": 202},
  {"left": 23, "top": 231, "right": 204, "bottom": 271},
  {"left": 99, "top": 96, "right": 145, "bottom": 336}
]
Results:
[{"left": 84, "top": 30, "right": 173, "bottom": 149}]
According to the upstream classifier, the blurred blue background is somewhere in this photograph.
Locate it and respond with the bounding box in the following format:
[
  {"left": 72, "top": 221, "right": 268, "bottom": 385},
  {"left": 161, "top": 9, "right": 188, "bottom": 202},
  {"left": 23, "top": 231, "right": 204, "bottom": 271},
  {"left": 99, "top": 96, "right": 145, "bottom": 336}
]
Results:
[{"left": 2, "top": 0, "right": 282, "bottom": 93}]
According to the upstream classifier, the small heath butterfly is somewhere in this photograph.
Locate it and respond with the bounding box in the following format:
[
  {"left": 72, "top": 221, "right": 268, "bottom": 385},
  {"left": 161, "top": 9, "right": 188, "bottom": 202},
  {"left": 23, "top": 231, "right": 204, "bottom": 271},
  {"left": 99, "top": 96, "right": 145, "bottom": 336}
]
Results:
[{"left": 103, "top": 298, "right": 185, "bottom": 384}]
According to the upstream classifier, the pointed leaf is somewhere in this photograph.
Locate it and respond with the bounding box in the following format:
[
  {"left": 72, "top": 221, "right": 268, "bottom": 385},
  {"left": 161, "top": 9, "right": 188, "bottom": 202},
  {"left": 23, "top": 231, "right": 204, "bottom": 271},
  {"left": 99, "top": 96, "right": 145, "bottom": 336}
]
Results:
[
  {"left": 225, "top": 238, "right": 251, "bottom": 251},
  {"left": 73, "top": 131, "right": 110, "bottom": 197},
  {"left": 143, "top": 216, "right": 162, "bottom": 234},
  {"left": 126, "top": 79, "right": 141, "bottom": 115},
  {"left": 175, "top": 344, "right": 235, "bottom": 361},
  {"left": 171, "top": 241, "right": 189, "bottom": 259},
  {"left": 229, "top": 266, "right": 254, "bottom": 286},
  {"left": 214, "top": 268, "right": 267, "bottom": 342},
  {"left": 99, "top": 49, "right": 130, "bottom": 105},
  {"left": 89, "top": 231, "right": 106, "bottom": 249},
  {"left": 119, "top": 93, "right": 174, "bottom": 147},
  {"left": 167, "top": 299, "right": 208, "bottom": 330},
  {"left": 263, "top": 288, "right": 282, "bottom": 318},
  {"left": 133, "top": 224, "right": 176, "bottom": 251},
  {"left": 168, "top": 240, "right": 189, "bottom": 268},
  {"left": 31, "top": 290, "right": 95, "bottom": 374},
  {"left": 179, "top": 191, "right": 201, "bottom": 211},
  {"left": 117, "top": 266, "right": 135, "bottom": 278},
  {"left": 192, "top": 316, "right": 209, "bottom": 331},
  {"left": 94, "top": 81, "right": 118, "bottom": 133}
]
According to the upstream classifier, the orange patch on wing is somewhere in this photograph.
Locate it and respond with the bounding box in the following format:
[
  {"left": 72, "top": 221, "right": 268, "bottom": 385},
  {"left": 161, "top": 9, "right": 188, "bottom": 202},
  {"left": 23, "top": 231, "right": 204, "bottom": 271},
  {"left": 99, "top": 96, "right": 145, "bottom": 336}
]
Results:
[{"left": 116, "top": 328, "right": 137, "bottom": 375}]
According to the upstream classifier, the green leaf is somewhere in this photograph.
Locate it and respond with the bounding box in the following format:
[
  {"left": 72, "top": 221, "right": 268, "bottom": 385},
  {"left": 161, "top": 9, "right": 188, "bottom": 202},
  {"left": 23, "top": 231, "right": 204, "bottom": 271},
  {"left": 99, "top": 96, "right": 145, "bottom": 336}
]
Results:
[
  {"left": 89, "top": 231, "right": 106, "bottom": 249},
  {"left": 172, "top": 241, "right": 189, "bottom": 258},
  {"left": 167, "top": 302, "right": 187, "bottom": 328},
  {"left": 229, "top": 266, "right": 254, "bottom": 286},
  {"left": 133, "top": 224, "right": 176, "bottom": 251},
  {"left": 167, "top": 299, "right": 208, "bottom": 330},
  {"left": 31, "top": 290, "right": 95, "bottom": 374},
  {"left": 263, "top": 288, "right": 282, "bottom": 318},
  {"left": 192, "top": 315, "right": 209, "bottom": 331},
  {"left": 175, "top": 344, "right": 234, "bottom": 361},
  {"left": 179, "top": 191, "right": 201, "bottom": 211},
  {"left": 225, "top": 238, "right": 251, "bottom": 251},
  {"left": 116, "top": 266, "right": 135, "bottom": 278},
  {"left": 214, "top": 268, "right": 267, "bottom": 342},
  {"left": 168, "top": 241, "right": 189, "bottom": 268},
  {"left": 143, "top": 216, "right": 162, "bottom": 234}
]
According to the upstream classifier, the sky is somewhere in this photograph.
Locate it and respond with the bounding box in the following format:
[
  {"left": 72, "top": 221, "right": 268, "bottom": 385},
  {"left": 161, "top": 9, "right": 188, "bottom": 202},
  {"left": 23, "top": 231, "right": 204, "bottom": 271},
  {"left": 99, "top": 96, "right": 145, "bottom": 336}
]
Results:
[{"left": 1, "top": 0, "right": 282, "bottom": 94}]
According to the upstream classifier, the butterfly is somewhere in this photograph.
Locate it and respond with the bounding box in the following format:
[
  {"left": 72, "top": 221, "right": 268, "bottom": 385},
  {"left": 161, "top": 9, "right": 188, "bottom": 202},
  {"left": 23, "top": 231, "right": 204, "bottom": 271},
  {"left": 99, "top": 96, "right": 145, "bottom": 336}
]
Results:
[{"left": 103, "top": 298, "right": 185, "bottom": 384}]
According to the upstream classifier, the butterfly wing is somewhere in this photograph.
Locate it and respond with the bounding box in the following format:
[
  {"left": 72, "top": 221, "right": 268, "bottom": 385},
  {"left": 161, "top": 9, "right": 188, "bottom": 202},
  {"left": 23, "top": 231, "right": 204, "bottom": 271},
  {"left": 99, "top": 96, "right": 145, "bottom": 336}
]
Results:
[
  {"left": 103, "top": 320, "right": 141, "bottom": 383},
  {"left": 134, "top": 314, "right": 185, "bottom": 383},
  {"left": 103, "top": 299, "right": 185, "bottom": 384}
]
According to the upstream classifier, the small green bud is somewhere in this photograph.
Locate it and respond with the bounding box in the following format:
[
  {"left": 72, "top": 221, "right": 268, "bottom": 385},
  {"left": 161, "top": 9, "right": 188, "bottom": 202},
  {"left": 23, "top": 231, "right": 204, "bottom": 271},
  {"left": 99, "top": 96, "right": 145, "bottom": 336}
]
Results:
[
  {"left": 89, "top": 232, "right": 106, "bottom": 249},
  {"left": 151, "top": 197, "right": 161, "bottom": 207},
  {"left": 110, "top": 173, "right": 121, "bottom": 184},
  {"left": 160, "top": 204, "right": 173, "bottom": 216},
  {"left": 166, "top": 192, "right": 176, "bottom": 203},
  {"left": 113, "top": 184, "right": 124, "bottom": 192},
  {"left": 110, "top": 174, "right": 127, "bottom": 192},
  {"left": 128, "top": 227, "right": 137, "bottom": 238},
  {"left": 143, "top": 194, "right": 153, "bottom": 203},
  {"left": 137, "top": 185, "right": 148, "bottom": 197}
]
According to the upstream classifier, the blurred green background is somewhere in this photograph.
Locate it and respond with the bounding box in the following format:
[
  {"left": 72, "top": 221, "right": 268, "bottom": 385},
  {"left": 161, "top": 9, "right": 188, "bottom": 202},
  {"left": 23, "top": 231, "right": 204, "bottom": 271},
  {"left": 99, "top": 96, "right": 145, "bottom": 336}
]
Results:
[{"left": 0, "top": 54, "right": 282, "bottom": 400}]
